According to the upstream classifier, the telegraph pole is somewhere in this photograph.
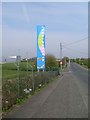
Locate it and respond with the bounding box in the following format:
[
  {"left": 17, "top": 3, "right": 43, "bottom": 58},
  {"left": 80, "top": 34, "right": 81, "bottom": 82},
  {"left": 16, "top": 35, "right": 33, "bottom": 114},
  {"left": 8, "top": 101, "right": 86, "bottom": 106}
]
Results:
[
  {"left": 60, "top": 43, "right": 62, "bottom": 75},
  {"left": 26, "top": 52, "right": 28, "bottom": 77},
  {"left": 17, "top": 49, "right": 20, "bottom": 98}
]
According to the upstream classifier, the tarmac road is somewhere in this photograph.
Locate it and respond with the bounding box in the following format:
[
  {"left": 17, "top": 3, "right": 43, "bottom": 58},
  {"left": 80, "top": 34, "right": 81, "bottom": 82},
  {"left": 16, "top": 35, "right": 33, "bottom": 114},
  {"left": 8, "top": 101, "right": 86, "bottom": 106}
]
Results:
[{"left": 4, "top": 62, "right": 88, "bottom": 118}]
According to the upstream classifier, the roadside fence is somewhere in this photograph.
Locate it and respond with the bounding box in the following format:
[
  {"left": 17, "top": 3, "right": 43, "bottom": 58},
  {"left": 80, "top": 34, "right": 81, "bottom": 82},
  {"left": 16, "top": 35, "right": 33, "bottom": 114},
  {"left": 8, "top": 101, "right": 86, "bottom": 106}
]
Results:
[{"left": 2, "top": 69, "right": 60, "bottom": 111}]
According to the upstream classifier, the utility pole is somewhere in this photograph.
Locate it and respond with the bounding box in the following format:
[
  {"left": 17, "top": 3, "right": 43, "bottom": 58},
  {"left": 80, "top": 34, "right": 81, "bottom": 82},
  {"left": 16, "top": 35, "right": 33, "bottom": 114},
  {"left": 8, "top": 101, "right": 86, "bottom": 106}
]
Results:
[
  {"left": 26, "top": 52, "right": 28, "bottom": 77},
  {"left": 17, "top": 49, "right": 20, "bottom": 98},
  {"left": 17, "top": 57, "right": 20, "bottom": 97},
  {"left": 69, "top": 58, "right": 70, "bottom": 67},
  {"left": 31, "top": 66, "right": 34, "bottom": 93},
  {"left": 60, "top": 43, "right": 62, "bottom": 75},
  {"left": 29, "top": 64, "right": 34, "bottom": 93}
]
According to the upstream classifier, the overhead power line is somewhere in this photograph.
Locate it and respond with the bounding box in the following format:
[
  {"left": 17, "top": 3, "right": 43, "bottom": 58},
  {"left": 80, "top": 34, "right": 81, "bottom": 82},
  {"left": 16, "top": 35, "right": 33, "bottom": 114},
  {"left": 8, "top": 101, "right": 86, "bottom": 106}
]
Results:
[
  {"left": 63, "top": 46, "right": 88, "bottom": 55},
  {"left": 63, "top": 36, "right": 88, "bottom": 46}
]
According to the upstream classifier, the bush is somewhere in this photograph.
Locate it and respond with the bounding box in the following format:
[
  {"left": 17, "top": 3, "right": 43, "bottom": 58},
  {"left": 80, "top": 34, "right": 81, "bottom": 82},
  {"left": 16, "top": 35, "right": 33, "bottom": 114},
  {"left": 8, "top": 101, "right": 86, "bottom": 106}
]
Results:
[
  {"left": 46, "top": 54, "right": 58, "bottom": 68},
  {"left": 2, "top": 70, "right": 59, "bottom": 111}
]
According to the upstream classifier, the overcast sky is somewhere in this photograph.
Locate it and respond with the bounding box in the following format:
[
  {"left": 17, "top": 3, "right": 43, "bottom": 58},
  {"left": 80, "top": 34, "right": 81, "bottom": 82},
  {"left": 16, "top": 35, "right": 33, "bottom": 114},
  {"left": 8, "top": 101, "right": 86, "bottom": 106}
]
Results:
[{"left": 1, "top": 2, "right": 88, "bottom": 60}]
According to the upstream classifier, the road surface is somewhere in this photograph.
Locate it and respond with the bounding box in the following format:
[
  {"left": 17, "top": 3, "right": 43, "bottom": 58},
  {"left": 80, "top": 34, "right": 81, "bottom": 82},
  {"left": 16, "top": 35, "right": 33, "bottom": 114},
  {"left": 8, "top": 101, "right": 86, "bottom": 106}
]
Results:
[{"left": 4, "top": 62, "right": 88, "bottom": 118}]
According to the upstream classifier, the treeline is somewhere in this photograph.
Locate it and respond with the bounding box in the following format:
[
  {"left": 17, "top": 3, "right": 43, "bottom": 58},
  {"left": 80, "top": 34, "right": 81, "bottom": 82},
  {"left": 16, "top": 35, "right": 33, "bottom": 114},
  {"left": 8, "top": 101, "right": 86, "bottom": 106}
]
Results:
[
  {"left": 2, "top": 54, "right": 70, "bottom": 73},
  {"left": 70, "top": 58, "right": 90, "bottom": 68}
]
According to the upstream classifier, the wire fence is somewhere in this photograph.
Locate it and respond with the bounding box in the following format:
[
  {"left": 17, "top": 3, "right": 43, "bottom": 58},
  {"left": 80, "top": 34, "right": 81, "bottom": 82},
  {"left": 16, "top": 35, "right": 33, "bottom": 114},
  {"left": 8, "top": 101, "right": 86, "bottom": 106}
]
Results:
[{"left": 2, "top": 69, "right": 60, "bottom": 111}]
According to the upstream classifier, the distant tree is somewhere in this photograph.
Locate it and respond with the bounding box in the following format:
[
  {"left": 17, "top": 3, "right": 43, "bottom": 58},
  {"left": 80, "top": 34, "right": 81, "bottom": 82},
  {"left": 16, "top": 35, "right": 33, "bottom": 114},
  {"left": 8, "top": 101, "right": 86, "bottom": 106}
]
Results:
[
  {"left": 76, "top": 58, "right": 80, "bottom": 64},
  {"left": 88, "top": 58, "right": 90, "bottom": 68},
  {"left": 71, "top": 59, "right": 76, "bottom": 62},
  {"left": 33, "top": 54, "right": 58, "bottom": 70},
  {"left": 62, "top": 57, "right": 69, "bottom": 63},
  {"left": 46, "top": 54, "right": 58, "bottom": 69},
  {"left": 62, "top": 57, "right": 69, "bottom": 67}
]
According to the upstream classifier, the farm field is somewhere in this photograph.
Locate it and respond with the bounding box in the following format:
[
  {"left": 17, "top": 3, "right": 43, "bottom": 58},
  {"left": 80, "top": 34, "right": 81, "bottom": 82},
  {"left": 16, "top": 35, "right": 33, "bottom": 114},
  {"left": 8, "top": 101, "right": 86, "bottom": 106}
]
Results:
[
  {"left": 2, "top": 61, "right": 36, "bottom": 79},
  {"left": 2, "top": 69, "right": 32, "bottom": 79}
]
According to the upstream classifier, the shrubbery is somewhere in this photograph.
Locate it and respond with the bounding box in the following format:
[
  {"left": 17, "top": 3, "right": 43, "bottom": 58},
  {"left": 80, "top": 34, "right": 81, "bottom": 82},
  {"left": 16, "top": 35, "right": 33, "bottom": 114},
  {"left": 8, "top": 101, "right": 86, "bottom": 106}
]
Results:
[
  {"left": 2, "top": 70, "right": 59, "bottom": 112},
  {"left": 72, "top": 58, "right": 90, "bottom": 68}
]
